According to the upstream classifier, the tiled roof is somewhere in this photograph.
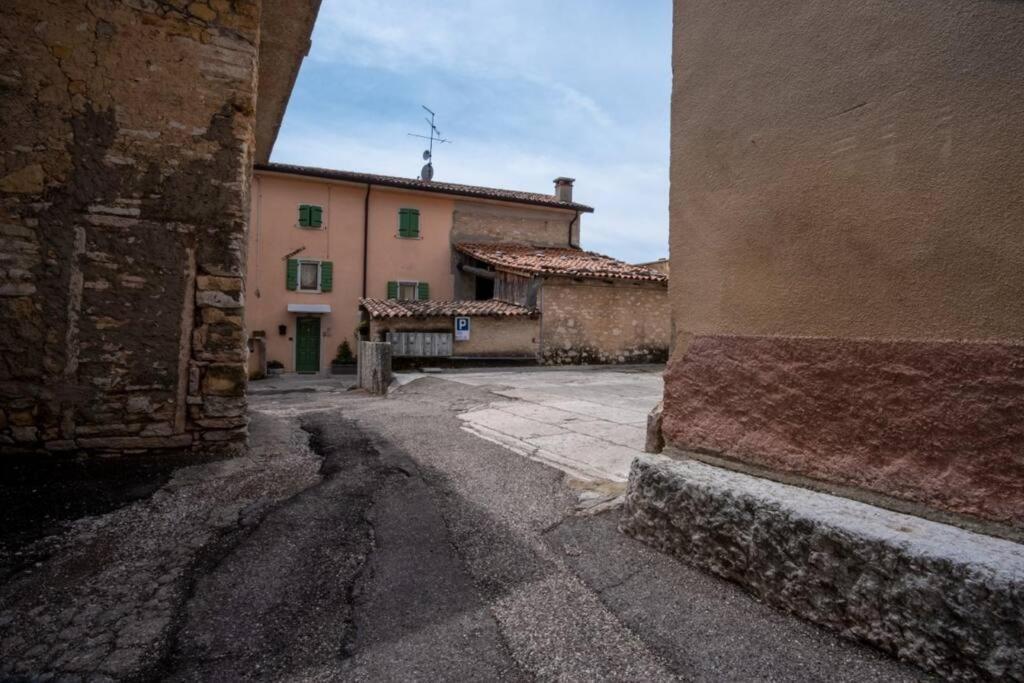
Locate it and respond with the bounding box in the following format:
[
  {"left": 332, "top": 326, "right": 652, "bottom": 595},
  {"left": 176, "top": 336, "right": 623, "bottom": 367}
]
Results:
[
  {"left": 360, "top": 298, "right": 538, "bottom": 319},
  {"left": 255, "top": 163, "right": 594, "bottom": 213},
  {"left": 454, "top": 243, "right": 669, "bottom": 283}
]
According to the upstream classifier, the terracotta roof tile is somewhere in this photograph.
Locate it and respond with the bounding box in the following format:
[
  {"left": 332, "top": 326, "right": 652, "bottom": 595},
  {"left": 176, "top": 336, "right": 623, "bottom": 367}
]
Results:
[
  {"left": 255, "top": 163, "right": 594, "bottom": 213},
  {"left": 360, "top": 298, "right": 537, "bottom": 319},
  {"left": 454, "top": 243, "right": 668, "bottom": 282}
]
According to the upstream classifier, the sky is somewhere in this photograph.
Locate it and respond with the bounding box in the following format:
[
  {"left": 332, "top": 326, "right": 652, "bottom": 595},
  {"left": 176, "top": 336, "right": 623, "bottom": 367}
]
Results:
[{"left": 273, "top": 0, "right": 672, "bottom": 264}]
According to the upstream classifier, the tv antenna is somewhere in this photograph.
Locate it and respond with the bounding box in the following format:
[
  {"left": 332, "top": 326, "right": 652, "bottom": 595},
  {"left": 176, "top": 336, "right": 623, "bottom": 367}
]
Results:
[{"left": 408, "top": 105, "right": 450, "bottom": 181}]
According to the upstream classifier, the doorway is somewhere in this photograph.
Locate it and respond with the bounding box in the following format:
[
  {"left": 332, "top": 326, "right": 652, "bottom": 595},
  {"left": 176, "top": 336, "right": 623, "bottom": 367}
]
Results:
[{"left": 295, "top": 317, "right": 321, "bottom": 373}]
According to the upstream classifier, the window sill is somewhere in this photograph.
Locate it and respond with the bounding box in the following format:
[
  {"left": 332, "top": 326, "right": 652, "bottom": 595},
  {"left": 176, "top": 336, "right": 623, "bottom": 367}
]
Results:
[{"left": 395, "top": 234, "right": 423, "bottom": 240}]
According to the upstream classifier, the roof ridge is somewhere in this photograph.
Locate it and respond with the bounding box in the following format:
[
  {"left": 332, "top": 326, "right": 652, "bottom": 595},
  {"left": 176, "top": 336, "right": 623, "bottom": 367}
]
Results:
[{"left": 255, "top": 163, "right": 595, "bottom": 213}]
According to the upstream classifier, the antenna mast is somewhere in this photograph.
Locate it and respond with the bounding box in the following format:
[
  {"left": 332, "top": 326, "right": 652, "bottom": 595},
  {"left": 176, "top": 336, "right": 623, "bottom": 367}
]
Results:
[{"left": 408, "top": 105, "right": 450, "bottom": 181}]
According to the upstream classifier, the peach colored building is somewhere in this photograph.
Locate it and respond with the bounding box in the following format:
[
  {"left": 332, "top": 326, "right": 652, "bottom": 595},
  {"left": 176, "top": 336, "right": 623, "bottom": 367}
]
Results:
[
  {"left": 246, "top": 163, "right": 669, "bottom": 373},
  {"left": 246, "top": 164, "right": 591, "bottom": 373}
]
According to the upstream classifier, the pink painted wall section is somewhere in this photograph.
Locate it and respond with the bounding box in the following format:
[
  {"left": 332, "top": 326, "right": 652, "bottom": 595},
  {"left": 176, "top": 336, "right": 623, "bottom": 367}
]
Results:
[
  {"left": 245, "top": 173, "right": 454, "bottom": 372},
  {"left": 662, "top": 335, "right": 1024, "bottom": 531},
  {"left": 365, "top": 188, "right": 455, "bottom": 303}
]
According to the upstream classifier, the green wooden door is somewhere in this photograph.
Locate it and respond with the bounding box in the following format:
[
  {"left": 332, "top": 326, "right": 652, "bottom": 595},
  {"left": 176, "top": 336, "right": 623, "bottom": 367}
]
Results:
[{"left": 295, "top": 317, "right": 321, "bottom": 373}]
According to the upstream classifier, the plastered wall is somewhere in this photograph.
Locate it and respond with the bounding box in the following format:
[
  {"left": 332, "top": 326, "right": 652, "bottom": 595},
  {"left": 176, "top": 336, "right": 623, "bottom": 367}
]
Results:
[
  {"left": 368, "top": 316, "right": 539, "bottom": 357},
  {"left": 664, "top": 0, "right": 1024, "bottom": 532}
]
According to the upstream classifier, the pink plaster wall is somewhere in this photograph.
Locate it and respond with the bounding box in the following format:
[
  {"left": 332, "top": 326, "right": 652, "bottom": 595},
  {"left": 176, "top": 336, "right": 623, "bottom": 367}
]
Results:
[{"left": 246, "top": 172, "right": 454, "bottom": 372}]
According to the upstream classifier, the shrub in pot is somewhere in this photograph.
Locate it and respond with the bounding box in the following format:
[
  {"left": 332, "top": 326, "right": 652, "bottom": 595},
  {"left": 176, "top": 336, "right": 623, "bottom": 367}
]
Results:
[{"left": 331, "top": 341, "right": 357, "bottom": 375}]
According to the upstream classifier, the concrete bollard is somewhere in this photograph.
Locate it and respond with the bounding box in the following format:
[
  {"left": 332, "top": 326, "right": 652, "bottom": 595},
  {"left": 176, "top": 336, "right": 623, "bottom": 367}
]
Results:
[{"left": 358, "top": 341, "right": 392, "bottom": 395}]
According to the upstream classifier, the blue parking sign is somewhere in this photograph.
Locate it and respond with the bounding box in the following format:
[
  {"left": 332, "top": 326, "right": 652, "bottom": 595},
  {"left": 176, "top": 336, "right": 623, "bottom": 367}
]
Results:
[{"left": 454, "top": 316, "right": 470, "bottom": 341}]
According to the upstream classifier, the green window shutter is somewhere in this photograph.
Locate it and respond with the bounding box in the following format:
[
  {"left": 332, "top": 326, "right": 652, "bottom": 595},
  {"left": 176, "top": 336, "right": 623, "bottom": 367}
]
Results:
[
  {"left": 398, "top": 208, "right": 420, "bottom": 238},
  {"left": 320, "top": 261, "right": 333, "bottom": 292},
  {"left": 286, "top": 259, "right": 298, "bottom": 290},
  {"left": 310, "top": 205, "right": 323, "bottom": 227},
  {"left": 417, "top": 282, "right": 429, "bottom": 300},
  {"left": 298, "top": 204, "right": 311, "bottom": 227},
  {"left": 386, "top": 281, "right": 398, "bottom": 299}
]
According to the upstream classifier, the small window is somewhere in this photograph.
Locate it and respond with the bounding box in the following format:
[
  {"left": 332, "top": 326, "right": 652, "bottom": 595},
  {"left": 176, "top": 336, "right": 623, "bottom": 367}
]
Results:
[
  {"left": 298, "top": 204, "right": 323, "bottom": 228},
  {"left": 398, "top": 281, "right": 418, "bottom": 301},
  {"left": 298, "top": 261, "right": 320, "bottom": 291},
  {"left": 387, "top": 280, "right": 428, "bottom": 300},
  {"left": 398, "top": 208, "right": 420, "bottom": 238}
]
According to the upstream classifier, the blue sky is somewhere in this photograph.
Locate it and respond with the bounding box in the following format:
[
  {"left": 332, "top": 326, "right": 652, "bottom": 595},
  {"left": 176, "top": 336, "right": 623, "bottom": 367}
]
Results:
[{"left": 273, "top": 0, "right": 672, "bottom": 263}]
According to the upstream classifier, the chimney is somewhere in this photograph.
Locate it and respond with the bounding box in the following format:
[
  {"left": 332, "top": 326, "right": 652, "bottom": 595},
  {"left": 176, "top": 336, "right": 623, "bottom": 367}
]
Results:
[{"left": 553, "top": 176, "right": 575, "bottom": 203}]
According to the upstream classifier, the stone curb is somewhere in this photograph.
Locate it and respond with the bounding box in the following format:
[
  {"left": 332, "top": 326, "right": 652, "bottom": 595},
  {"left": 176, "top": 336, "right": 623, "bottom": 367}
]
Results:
[{"left": 620, "top": 456, "right": 1024, "bottom": 681}]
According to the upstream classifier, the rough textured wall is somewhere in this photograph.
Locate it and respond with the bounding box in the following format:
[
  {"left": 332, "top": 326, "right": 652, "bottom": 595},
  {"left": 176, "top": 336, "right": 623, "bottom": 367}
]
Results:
[
  {"left": 369, "top": 316, "right": 539, "bottom": 357},
  {"left": 451, "top": 200, "right": 577, "bottom": 248},
  {"left": 0, "top": 0, "right": 259, "bottom": 456},
  {"left": 666, "top": 0, "right": 1024, "bottom": 529},
  {"left": 622, "top": 456, "right": 1024, "bottom": 681},
  {"left": 540, "top": 279, "right": 669, "bottom": 365}
]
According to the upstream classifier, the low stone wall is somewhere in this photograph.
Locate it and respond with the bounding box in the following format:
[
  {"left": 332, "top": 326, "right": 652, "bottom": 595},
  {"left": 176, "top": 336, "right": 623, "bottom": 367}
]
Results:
[
  {"left": 540, "top": 278, "right": 669, "bottom": 365},
  {"left": 621, "top": 456, "right": 1024, "bottom": 681}
]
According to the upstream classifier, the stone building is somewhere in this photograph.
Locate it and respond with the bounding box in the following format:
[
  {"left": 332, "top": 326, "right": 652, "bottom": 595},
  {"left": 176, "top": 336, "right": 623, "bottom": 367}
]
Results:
[
  {"left": 634, "top": 258, "right": 668, "bottom": 276},
  {"left": 0, "top": 1, "right": 319, "bottom": 456},
  {"left": 247, "top": 163, "right": 667, "bottom": 371},
  {"left": 657, "top": 0, "right": 1024, "bottom": 537},
  {"left": 453, "top": 243, "right": 669, "bottom": 364}
]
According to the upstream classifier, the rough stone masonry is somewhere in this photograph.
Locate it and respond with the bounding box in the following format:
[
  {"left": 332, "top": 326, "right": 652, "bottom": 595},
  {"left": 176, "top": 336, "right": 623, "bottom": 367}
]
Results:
[{"left": 0, "top": 0, "right": 262, "bottom": 456}]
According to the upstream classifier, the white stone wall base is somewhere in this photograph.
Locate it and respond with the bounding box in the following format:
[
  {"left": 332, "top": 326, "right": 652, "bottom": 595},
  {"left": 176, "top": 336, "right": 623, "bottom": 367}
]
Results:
[{"left": 621, "top": 456, "right": 1024, "bottom": 681}]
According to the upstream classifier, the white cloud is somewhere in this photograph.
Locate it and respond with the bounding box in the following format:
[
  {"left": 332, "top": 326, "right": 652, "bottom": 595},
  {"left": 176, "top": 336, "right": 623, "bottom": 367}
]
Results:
[{"left": 274, "top": 0, "right": 671, "bottom": 263}]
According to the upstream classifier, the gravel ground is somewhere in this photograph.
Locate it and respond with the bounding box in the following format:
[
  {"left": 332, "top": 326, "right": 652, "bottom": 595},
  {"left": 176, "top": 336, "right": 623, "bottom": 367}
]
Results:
[
  {"left": 0, "top": 374, "right": 929, "bottom": 681},
  {"left": 0, "top": 411, "right": 321, "bottom": 681}
]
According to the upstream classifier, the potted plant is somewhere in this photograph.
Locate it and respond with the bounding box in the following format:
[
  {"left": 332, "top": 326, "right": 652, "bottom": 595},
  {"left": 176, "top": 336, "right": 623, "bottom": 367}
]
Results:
[
  {"left": 267, "top": 359, "right": 284, "bottom": 377},
  {"left": 331, "top": 340, "right": 357, "bottom": 375}
]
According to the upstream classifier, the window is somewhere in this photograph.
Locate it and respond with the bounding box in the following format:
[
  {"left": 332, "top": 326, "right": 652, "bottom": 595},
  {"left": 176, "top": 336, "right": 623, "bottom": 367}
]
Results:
[
  {"left": 298, "top": 204, "right": 323, "bottom": 228},
  {"left": 398, "top": 281, "right": 418, "bottom": 301},
  {"left": 398, "top": 208, "right": 420, "bottom": 238},
  {"left": 299, "top": 262, "right": 320, "bottom": 291},
  {"left": 387, "top": 280, "right": 429, "bottom": 301},
  {"left": 286, "top": 259, "right": 333, "bottom": 292}
]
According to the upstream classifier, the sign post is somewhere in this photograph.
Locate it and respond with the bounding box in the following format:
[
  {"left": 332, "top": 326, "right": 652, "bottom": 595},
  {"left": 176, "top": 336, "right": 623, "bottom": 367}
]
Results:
[{"left": 454, "top": 316, "right": 470, "bottom": 341}]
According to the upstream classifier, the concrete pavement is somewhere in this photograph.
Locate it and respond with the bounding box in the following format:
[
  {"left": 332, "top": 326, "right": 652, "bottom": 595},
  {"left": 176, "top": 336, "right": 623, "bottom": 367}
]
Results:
[{"left": 420, "top": 366, "right": 662, "bottom": 481}]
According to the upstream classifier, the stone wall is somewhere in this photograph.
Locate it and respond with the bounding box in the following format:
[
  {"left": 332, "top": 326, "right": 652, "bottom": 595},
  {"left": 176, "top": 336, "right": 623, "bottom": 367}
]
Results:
[
  {"left": 665, "top": 0, "right": 1024, "bottom": 530},
  {"left": 0, "top": 0, "right": 259, "bottom": 456},
  {"left": 369, "top": 315, "right": 539, "bottom": 357},
  {"left": 451, "top": 200, "right": 577, "bottom": 248},
  {"left": 622, "top": 456, "right": 1024, "bottom": 681},
  {"left": 540, "top": 278, "right": 669, "bottom": 365}
]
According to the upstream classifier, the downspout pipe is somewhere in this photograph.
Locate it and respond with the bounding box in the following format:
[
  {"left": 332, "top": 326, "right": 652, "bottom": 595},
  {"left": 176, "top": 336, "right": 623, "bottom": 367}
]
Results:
[
  {"left": 568, "top": 209, "right": 580, "bottom": 248},
  {"left": 361, "top": 184, "right": 370, "bottom": 298}
]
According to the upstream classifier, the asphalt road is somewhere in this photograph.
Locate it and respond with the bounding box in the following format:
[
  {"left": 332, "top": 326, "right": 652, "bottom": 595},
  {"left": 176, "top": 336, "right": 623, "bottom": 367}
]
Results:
[
  {"left": 167, "top": 375, "right": 925, "bottom": 681},
  {"left": 0, "top": 371, "right": 929, "bottom": 680}
]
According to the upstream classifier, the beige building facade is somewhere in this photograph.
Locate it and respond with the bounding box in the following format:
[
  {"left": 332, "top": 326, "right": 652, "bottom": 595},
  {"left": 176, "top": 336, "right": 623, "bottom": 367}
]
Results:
[{"left": 663, "top": 0, "right": 1024, "bottom": 533}]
